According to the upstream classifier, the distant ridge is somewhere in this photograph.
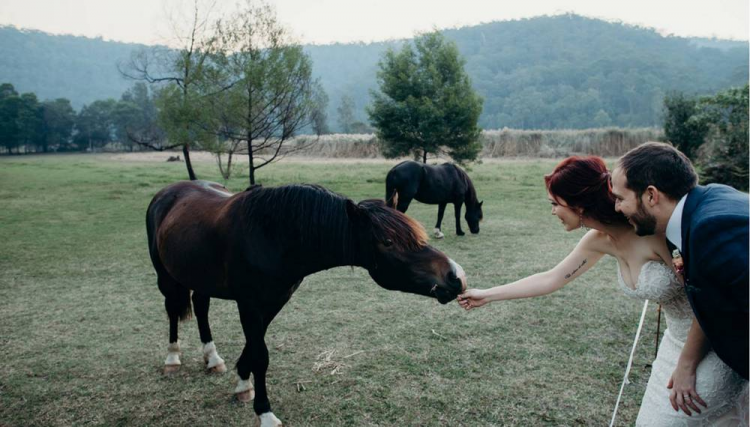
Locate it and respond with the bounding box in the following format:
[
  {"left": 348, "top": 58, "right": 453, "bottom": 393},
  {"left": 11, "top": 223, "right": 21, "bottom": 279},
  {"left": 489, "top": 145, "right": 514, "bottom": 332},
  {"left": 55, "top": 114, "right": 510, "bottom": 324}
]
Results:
[{"left": 1, "top": 14, "right": 747, "bottom": 130}]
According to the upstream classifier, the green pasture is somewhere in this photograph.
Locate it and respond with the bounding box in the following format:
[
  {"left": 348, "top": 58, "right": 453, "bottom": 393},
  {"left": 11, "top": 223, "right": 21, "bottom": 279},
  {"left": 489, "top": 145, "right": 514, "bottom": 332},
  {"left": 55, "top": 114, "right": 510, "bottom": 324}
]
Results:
[{"left": 0, "top": 154, "right": 660, "bottom": 426}]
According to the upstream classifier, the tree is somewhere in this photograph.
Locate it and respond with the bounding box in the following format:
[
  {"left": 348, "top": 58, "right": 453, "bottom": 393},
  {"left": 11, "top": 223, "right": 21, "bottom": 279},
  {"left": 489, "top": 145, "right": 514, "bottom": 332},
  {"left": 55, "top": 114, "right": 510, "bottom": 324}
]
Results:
[
  {"left": 337, "top": 94, "right": 356, "bottom": 133},
  {"left": 41, "top": 99, "right": 76, "bottom": 152},
  {"left": 205, "top": 0, "right": 328, "bottom": 185},
  {"left": 17, "top": 93, "right": 44, "bottom": 152},
  {"left": 696, "top": 85, "right": 749, "bottom": 191},
  {"left": 368, "top": 31, "right": 483, "bottom": 163},
  {"left": 112, "top": 83, "right": 164, "bottom": 151},
  {"left": 74, "top": 99, "right": 117, "bottom": 151},
  {"left": 0, "top": 83, "right": 21, "bottom": 153},
  {"left": 663, "top": 92, "right": 709, "bottom": 160},
  {"left": 119, "top": 0, "right": 221, "bottom": 180}
]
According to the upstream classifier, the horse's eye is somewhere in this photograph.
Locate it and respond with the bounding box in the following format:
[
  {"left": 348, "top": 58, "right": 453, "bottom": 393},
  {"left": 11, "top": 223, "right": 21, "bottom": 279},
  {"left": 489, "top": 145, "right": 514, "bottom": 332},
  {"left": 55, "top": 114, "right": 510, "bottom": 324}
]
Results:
[{"left": 383, "top": 239, "right": 393, "bottom": 248}]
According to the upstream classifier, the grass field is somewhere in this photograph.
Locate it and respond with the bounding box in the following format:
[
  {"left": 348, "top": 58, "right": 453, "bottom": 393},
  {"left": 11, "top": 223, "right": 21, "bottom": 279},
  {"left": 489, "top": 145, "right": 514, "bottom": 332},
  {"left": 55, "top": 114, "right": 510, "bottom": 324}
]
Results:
[{"left": 0, "top": 153, "right": 662, "bottom": 426}]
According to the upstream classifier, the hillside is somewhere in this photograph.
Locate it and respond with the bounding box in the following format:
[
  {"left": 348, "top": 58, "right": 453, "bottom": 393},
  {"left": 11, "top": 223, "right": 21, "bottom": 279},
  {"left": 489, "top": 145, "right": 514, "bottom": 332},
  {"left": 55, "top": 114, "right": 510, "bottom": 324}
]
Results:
[{"left": 0, "top": 14, "right": 747, "bottom": 130}]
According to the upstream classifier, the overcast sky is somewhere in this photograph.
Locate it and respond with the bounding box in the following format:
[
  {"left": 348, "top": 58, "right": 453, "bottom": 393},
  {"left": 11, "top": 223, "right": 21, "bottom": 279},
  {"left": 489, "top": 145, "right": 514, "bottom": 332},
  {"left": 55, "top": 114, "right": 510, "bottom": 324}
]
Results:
[{"left": 0, "top": 0, "right": 747, "bottom": 46}]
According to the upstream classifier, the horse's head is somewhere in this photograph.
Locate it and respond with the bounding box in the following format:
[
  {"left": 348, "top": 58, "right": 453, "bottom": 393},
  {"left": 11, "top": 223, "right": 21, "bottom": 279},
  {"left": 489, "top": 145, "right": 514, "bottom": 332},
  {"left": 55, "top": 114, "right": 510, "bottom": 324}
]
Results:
[
  {"left": 465, "top": 200, "right": 484, "bottom": 234},
  {"left": 348, "top": 200, "right": 467, "bottom": 304}
]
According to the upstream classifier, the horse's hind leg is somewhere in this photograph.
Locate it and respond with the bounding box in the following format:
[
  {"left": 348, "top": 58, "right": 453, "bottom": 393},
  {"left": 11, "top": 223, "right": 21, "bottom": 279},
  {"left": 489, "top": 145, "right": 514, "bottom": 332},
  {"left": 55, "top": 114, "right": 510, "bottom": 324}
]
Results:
[
  {"left": 433, "top": 203, "right": 447, "bottom": 239},
  {"left": 192, "top": 292, "right": 226, "bottom": 373},
  {"left": 158, "top": 274, "right": 191, "bottom": 374}
]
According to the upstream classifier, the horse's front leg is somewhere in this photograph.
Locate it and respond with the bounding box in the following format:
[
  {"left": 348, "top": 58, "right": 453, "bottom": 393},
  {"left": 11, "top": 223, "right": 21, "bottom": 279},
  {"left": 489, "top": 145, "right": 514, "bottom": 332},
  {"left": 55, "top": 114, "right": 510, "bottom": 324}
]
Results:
[
  {"left": 434, "top": 203, "right": 447, "bottom": 239},
  {"left": 236, "top": 300, "right": 282, "bottom": 427},
  {"left": 454, "top": 201, "right": 465, "bottom": 236},
  {"left": 192, "top": 292, "right": 227, "bottom": 373}
]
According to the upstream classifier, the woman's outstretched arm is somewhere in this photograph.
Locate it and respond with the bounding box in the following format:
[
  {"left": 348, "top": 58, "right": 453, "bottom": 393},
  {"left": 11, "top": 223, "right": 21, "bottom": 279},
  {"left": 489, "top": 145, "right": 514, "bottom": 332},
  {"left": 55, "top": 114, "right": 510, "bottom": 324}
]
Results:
[{"left": 458, "top": 230, "right": 606, "bottom": 310}]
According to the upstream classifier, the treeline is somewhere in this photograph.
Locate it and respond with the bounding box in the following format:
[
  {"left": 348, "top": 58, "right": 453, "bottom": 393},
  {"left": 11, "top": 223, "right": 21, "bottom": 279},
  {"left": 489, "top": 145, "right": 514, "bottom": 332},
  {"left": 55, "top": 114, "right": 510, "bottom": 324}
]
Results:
[{"left": 0, "top": 82, "right": 158, "bottom": 154}]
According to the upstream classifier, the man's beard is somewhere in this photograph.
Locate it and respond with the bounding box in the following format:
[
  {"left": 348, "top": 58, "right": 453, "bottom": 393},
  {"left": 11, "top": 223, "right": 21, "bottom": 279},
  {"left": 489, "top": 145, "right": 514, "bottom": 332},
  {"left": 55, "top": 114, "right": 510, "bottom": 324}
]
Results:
[{"left": 629, "top": 200, "right": 657, "bottom": 236}]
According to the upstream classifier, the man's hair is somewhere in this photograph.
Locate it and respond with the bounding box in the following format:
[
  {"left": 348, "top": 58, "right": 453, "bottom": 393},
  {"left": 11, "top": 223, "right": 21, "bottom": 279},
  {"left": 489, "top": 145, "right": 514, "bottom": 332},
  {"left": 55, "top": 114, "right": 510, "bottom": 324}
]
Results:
[{"left": 617, "top": 142, "right": 698, "bottom": 200}]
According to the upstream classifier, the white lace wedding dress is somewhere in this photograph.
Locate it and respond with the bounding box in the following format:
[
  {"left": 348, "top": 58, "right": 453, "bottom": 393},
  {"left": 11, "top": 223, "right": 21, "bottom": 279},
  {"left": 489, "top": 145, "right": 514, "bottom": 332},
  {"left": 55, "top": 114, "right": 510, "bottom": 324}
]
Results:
[{"left": 618, "top": 261, "right": 748, "bottom": 426}]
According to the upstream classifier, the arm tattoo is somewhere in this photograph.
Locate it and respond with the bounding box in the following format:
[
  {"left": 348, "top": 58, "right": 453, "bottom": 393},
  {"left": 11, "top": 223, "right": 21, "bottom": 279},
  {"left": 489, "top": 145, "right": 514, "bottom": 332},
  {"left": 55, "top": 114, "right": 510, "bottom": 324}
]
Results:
[{"left": 565, "top": 259, "right": 587, "bottom": 279}]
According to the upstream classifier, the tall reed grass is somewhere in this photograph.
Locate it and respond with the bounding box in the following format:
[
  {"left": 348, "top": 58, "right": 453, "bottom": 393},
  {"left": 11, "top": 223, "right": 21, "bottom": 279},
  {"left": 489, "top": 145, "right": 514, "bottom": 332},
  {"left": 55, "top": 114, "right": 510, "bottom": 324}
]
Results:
[{"left": 291, "top": 128, "right": 664, "bottom": 158}]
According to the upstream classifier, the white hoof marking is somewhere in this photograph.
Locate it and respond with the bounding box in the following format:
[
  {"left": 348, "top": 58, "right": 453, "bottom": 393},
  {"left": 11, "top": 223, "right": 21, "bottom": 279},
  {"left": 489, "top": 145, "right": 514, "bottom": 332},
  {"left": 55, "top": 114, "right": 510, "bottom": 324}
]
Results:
[
  {"left": 202, "top": 341, "right": 226, "bottom": 371},
  {"left": 164, "top": 341, "right": 181, "bottom": 367},
  {"left": 434, "top": 228, "right": 445, "bottom": 239},
  {"left": 235, "top": 374, "right": 255, "bottom": 401},
  {"left": 235, "top": 374, "right": 254, "bottom": 393},
  {"left": 259, "top": 412, "right": 283, "bottom": 427}
]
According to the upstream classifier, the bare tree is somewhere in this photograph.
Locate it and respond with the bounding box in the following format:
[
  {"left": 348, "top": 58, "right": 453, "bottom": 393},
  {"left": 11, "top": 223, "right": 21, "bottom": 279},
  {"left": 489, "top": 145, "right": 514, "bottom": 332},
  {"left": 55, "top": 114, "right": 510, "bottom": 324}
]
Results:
[{"left": 119, "top": 0, "right": 221, "bottom": 180}]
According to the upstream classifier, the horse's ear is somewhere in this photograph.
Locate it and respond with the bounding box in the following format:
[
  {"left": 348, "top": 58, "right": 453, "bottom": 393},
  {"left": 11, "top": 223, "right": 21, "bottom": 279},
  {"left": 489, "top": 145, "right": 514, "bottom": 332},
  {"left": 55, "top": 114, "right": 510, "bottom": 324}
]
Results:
[
  {"left": 346, "top": 200, "right": 362, "bottom": 221},
  {"left": 479, "top": 200, "right": 484, "bottom": 207}
]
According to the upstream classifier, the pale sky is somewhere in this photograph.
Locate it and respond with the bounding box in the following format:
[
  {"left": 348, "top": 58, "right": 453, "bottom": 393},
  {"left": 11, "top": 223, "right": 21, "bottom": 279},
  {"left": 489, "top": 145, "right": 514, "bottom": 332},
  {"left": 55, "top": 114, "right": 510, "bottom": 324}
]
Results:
[{"left": 0, "top": 0, "right": 747, "bottom": 46}]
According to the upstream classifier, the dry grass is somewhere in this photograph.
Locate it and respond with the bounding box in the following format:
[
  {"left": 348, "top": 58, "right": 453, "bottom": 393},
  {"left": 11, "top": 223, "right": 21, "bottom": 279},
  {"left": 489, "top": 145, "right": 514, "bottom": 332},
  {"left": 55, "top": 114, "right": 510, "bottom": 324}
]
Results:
[{"left": 290, "top": 128, "right": 663, "bottom": 159}]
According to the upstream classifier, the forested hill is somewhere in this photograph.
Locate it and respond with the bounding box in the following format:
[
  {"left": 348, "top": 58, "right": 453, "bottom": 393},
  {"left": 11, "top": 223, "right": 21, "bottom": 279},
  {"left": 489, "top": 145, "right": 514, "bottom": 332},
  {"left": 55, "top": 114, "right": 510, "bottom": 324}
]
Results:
[
  {"left": 0, "top": 27, "right": 142, "bottom": 110},
  {"left": 1, "top": 14, "right": 747, "bottom": 130}
]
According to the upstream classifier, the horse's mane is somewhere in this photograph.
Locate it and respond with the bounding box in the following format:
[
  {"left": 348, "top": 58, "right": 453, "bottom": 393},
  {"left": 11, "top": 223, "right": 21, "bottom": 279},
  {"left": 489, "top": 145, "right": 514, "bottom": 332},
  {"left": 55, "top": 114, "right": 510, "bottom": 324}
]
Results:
[
  {"left": 239, "top": 184, "right": 428, "bottom": 263},
  {"left": 357, "top": 200, "right": 429, "bottom": 251},
  {"left": 241, "top": 184, "right": 353, "bottom": 260}
]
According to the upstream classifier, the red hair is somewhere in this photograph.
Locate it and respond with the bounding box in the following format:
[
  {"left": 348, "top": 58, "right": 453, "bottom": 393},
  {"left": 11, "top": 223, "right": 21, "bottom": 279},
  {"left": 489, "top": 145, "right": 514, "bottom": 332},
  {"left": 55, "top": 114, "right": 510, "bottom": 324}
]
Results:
[{"left": 544, "top": 156, "right": 628, "bottom": 225}]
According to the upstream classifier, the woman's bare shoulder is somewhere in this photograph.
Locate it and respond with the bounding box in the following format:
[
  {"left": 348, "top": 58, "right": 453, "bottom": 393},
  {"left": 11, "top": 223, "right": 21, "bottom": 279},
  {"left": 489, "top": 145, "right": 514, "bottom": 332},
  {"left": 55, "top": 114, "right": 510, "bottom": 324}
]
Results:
[{"left": 580, "top": 229, "right": 613, "bottom": 254}]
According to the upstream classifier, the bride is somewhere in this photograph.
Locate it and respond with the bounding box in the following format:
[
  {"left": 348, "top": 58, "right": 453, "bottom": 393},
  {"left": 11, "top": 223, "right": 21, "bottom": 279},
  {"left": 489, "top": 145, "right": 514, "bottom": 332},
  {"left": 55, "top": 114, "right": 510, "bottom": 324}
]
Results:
[{"left": 457, "top": 156, "right": 747, "bottom": 425}]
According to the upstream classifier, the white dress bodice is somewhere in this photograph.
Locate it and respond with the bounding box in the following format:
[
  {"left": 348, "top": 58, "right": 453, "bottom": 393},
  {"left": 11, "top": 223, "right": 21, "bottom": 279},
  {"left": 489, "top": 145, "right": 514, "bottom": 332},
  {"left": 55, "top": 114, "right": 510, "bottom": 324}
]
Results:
[{"left": 618, "top": 261, "right": 693, "bottom": 342}]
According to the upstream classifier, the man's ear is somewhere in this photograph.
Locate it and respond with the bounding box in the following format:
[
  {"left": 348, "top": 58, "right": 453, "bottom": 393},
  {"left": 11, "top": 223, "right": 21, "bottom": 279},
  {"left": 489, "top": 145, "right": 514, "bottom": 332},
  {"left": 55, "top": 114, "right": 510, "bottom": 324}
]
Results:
[{"left": 644, "top": 186, "right": 660, "bottom": 206}]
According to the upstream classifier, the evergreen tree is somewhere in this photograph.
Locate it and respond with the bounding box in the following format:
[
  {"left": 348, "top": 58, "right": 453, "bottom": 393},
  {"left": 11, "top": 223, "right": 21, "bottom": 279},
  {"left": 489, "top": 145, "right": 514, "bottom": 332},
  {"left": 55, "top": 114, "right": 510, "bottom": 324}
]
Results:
[{"left": 368, "top": 31, "right": 483, "bottom": 163}]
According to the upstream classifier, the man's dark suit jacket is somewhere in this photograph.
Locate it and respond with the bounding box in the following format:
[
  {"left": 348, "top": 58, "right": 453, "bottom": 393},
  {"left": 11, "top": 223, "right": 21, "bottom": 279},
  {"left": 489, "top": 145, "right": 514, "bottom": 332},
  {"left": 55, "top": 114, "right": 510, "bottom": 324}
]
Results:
[{"left": 681, "top": 184, "right": 748, "bottom": 379}]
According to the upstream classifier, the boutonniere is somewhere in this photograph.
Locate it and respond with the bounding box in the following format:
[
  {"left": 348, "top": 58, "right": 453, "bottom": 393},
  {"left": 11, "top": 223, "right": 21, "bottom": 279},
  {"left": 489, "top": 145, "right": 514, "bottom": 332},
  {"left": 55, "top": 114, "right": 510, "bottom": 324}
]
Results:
[{"left": 671, "top": 249, "right": 684, "bottom": 278}]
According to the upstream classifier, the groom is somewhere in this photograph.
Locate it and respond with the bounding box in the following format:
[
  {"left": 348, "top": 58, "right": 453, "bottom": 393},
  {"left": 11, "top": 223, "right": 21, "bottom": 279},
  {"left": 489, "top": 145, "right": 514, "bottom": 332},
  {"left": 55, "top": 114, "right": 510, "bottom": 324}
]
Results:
[{"left": 611, "top": 141, "right": 748, "bottom": 380}]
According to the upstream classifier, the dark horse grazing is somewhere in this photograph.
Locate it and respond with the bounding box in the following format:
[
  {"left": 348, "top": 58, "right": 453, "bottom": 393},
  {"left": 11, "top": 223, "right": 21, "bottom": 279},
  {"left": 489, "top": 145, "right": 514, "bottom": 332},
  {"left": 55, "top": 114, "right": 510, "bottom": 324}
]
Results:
[
  {"left": 146, "top": 180, "right": 466, "bottom": 427},
  {"left": 385, "top": 160, "right": 483, "bottom": 238}
]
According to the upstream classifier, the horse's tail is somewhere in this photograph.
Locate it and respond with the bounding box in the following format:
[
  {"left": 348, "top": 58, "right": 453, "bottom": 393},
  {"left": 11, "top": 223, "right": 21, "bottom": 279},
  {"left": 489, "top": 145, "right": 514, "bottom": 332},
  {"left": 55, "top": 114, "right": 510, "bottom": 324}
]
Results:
[{"left": 386, "top": 188, "right": 399, "bottom": 209}]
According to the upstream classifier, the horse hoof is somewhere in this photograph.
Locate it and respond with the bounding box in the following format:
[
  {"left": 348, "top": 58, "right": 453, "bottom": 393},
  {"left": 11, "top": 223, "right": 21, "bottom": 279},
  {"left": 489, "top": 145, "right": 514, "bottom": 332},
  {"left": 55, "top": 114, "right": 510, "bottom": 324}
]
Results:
[
  {"left": 433, "top": 229, "right": 445, "bottom": 239},
  {"left": 259, "top": 412, "right": 283, "bottom": 427},
  {"left": 163, "top": 364, "right": 181, "bottom": 375},
  {"left": 208, "top": 363, "right": 227, "bottom": 374},
  {"left": 236, "top": 389, "right": 255, "bottom": 402}
]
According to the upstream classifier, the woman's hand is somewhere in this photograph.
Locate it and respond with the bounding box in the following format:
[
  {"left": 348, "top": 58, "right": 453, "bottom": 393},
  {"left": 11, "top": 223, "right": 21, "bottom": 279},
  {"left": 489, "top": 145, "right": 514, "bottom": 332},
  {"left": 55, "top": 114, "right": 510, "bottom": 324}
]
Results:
[
  {"left": 667, "top": 363, "right": 707, "bottom": 416},
  {"left": 457, "top": 288, "right": 490, "bottom": 310}
]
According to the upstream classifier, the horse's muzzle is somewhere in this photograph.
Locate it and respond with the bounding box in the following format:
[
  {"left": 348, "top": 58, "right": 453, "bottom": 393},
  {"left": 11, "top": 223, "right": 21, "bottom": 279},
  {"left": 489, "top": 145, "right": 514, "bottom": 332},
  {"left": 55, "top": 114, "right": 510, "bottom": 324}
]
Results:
[{"left": 449, "top": 258, "right": 467, "bottom": 292}]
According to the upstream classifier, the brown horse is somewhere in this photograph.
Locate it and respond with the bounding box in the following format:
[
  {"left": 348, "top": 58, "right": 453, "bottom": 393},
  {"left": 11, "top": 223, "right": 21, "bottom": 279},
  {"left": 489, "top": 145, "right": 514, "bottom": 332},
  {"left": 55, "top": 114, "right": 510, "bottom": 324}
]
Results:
[{"left": 146, "top": 180, "right": 467, "bottom": 427}]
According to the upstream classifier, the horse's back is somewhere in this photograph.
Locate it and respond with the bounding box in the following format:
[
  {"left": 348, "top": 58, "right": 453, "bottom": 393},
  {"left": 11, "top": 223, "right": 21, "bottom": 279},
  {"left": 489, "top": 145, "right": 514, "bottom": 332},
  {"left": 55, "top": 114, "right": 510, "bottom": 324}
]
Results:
[
  {"left": 416, "top": 163, "right": 466, "bottom": 204},
  {"left": 147, "top": 181, "right": 237, "bottom": 296}
]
